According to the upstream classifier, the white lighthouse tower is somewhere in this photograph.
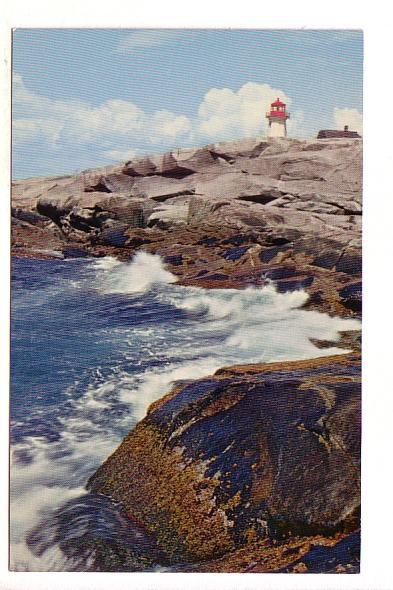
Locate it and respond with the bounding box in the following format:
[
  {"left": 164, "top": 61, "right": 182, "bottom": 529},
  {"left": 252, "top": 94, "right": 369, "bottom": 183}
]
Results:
[{"left": 266, "top": 98, "right": 290, "bottom": 138}]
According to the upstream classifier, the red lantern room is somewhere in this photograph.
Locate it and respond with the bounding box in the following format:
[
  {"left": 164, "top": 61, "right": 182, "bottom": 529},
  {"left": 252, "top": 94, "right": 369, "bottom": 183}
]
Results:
[
  {"left": 266, "top": 97, "right": 290, "bottom": 137},
  {"left": 269, "top": 98, "right": 287, "bottom": 117}
]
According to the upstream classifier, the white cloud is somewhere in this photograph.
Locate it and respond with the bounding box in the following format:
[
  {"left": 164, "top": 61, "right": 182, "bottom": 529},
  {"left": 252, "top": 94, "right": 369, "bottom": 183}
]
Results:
[
  {"left": 62, "top": 99, "right": 146, "bottom": 144},
  {"left": 13, "top": 74, "right": 85, "bottom": 122},
  {"left": 197, "top": 82, "right": 292, "bottom": 140},
  {"left": 14, "top": 75, "right": 314, "bottom": 171},
  {"left": 334, "top": 107, "right": 363, "bottom": 134},
  {"left": 117, "top": 30, "right": 178, "bottom": 52},
  {"left": 149, "top": 110, "right": 191, "bottom": 142},
  {"left": 287, "top": 109, "right": 312, "bottom": 138},
  {"left": 13, "top": 73, "right": 40, "bottom": 106},
  {"left": 13, "top": 74, "right": 191, "bottom": 151},
  {"left": 12, "top": 118, "right": 63, "bottom": 147}
]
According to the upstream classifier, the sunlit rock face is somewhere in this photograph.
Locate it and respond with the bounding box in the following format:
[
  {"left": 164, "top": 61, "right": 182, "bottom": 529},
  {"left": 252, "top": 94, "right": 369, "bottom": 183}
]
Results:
[
  {"left": 11, "top": 136, "right": 362, "bottom": 241},
  {"left": 11, "top": 137, "right": 362, "bottom": 318}
]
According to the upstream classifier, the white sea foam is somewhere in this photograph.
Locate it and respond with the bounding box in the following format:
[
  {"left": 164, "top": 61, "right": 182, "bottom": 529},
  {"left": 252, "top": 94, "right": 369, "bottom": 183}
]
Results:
[
  {"left": 117, "top": 358, "right": 223, "bottom": 422},
  {"left": 85, "top": 260, "right": 360, "bottom": 425},
  {"left": 92, "top": 252, "right": 177, "bottom": 294},
  {"left": 10, "top": 380, "right": 124, "bottom": 570},
  {"left": 10, "top": 252, "right": 361, "bottom": 571},
  {"left": 10, "top": 434, "right": 88, "bottom": 571},
  {"left": 89, "top": 253, "right": 360, "bottom": 418}
]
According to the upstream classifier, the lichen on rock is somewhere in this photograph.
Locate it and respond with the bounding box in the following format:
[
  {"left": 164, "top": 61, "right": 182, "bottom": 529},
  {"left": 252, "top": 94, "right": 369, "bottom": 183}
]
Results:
[{"left": 88, "top": 353, "right": 360, "bottom": 566}]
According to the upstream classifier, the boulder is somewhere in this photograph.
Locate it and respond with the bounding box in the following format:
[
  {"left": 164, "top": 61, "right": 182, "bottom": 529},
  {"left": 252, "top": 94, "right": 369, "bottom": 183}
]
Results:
[
  {"left": 11, "top": 207, "right": 51, "bottom": 227},
  {"left": 275, "top": 275, "right": 314, "bottom": 292},
  {"left": 122, "top": 156, "right": 158, "bottom": 177},
  {"left": 130, "top": 176, "right": 196, "bottom": 201},
  {"left": 84, "top": 172, "right": 136, "bottom": 193},
  {"left": 94, "top": 196, "right": 153, "bottom": 226},
  {"left": 169, "top": 146, "right": 218, "bottom": 172},
  {"left": 148, "top": 201, "right": 190, "bottom": 229},
  {"left": 146, "top": 152, "right": 193, "bottom": 179},
  {"left": 194, "top": 171, "right": 282, "bottom": 202},
  {"left": 36, "top": 193, "right": 151, "bottom": 235},
  {"left": 208, "top": 138, "right": 271, "bottom": 160},
  {"left": 123, "top": 147, "right": 218, "bottom": 179},
  {"left": 36, "top": 192, "right": 109, "bottom": 222},
  {"left": 88, "top": 353, "right": 360, "bottom": 564}
]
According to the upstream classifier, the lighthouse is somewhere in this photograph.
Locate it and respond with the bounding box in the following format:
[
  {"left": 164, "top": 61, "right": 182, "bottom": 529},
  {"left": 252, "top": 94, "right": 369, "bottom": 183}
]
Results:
[{"left": 266, "top": 98, "right": 290, "bottom": 138}]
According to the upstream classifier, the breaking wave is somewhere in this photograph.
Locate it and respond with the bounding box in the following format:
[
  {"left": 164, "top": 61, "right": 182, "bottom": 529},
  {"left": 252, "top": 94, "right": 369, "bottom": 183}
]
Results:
[
  {"left": 92, "top": 252, "right": 177, "bottom": 294},
  {"left": 10, "top": 253, "right": 360, "bottom": 571}
]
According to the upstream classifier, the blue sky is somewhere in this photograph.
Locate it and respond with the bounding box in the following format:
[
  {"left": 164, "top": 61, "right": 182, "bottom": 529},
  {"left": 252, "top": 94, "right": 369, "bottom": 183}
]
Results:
[{"left": 12, "top": 29, "right": 363, "bottom": 178}]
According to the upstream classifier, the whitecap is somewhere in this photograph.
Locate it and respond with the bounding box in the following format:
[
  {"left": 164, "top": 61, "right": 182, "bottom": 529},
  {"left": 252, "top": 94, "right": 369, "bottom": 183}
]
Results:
[
  {"left": 92, "top": 252, "right": 177, "bottom": 294},
  {"left": 10, "top": 252, "right": 361, "bottom": 571}
]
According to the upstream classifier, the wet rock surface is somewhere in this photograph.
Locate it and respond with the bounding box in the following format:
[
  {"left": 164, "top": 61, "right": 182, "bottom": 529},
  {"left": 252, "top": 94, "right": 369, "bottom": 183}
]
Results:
[
  {"left": 88, "top": 353, "right": 360, "bottom": 570},
  {"left": 12, "top": 137, "right": 362, "bottom": 573}
]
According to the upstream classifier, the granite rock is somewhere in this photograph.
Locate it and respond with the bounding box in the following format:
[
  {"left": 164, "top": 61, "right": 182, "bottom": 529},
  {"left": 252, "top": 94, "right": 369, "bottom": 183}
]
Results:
[
  {"left": 11, "top": 137, "right": 362, "bottom": 317},
  {"left": 88, "top": 353, "right": 360, "bottom": 565}
]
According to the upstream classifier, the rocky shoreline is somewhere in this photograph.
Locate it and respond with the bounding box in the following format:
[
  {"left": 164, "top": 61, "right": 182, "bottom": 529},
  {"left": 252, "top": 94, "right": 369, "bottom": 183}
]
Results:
[
  {"left": 12, "top": 136, "right": 362, "bottom": 572},
  {"left": 87, "top": 353, "right": 360, "bottom": 573},
  {"left": 12, "top": 136, "right": 361, "bottom": 318}
]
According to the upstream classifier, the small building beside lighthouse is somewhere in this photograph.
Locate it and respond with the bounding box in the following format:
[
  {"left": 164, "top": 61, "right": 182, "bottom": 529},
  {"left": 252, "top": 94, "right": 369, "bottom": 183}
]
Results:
[
  {"left": 266, "top": 98, "right": 290, "bottom": 138},
  {"left": 317, "top": 125, "right": 361, "bottom": 139}
]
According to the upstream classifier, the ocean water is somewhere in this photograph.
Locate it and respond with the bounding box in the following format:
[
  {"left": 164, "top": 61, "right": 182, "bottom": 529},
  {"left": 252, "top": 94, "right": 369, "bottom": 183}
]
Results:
[{"left": 10, "top": 252, "right": 360, "bottom": 571}]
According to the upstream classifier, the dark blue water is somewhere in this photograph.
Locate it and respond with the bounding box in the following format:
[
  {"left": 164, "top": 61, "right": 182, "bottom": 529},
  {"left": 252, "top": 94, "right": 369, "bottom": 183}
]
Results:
[
  {"left": 11, "top": 257, "right": 187, "bottom": 440},
  {"left": 10, "top": 253, "right": 360, "bottom": 571}
]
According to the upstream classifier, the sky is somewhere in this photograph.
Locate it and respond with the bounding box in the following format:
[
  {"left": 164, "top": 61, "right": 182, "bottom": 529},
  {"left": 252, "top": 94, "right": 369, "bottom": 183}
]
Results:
[{"left": 12, "top": 29, "right": 363, "bottom": 179}]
